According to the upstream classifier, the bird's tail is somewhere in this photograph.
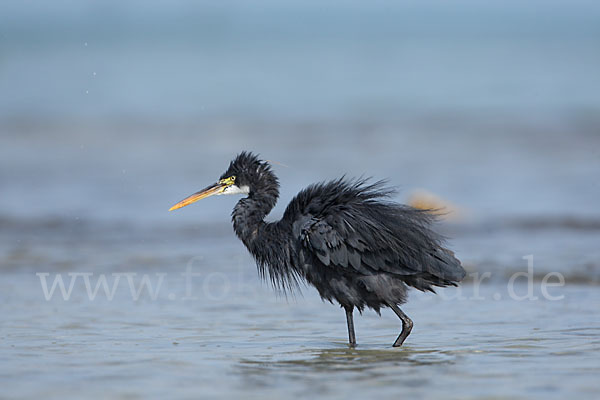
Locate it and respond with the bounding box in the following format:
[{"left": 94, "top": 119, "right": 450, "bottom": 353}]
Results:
[{"left": 404, "top": 248, "right": 466, "bottom": 292}]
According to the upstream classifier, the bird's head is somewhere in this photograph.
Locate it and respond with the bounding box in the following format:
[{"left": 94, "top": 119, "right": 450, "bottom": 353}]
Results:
[{"left": 169, "top": 151, "right": 279, "bottom": 211}]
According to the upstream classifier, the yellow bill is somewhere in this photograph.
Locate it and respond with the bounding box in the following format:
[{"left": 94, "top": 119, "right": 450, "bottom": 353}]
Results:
[{"left": 169, "top": 177, "right": 236, "bottom": 211}]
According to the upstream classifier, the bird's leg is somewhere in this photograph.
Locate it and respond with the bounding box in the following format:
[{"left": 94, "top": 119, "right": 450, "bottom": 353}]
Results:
[
  {"left": 388, "top": 303, "right": 413, "bottom": 347},
  {"left": 344, "top": 306, "right": 357, "bottom": 348}
]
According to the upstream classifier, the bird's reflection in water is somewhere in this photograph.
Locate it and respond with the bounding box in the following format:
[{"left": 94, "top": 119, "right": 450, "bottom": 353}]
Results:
[
  {"left": 238, "top": 345, "right": 455, "bottom": 375},
  {"left": 235, "top": 345, "right": 456, "bottom": 394}
]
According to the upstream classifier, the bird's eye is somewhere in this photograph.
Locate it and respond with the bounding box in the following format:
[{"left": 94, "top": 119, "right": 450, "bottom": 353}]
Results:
[{"left": 231, "top": 176, "right": 236, "bottom": 181}]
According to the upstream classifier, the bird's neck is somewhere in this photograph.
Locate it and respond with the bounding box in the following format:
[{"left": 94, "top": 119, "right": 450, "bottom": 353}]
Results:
[{"left": 232, "top": 192, "right": 278, "bottom": 246}]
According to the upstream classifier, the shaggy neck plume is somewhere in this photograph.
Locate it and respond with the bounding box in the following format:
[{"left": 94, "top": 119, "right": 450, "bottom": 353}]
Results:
[{"left": 231, "top": 168, "right": 280, "bottom": 247}]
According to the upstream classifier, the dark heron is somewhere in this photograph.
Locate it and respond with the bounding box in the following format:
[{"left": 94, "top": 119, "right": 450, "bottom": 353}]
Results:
[{"left": 170, "top": 151, "right": 465, "bottom": 347}]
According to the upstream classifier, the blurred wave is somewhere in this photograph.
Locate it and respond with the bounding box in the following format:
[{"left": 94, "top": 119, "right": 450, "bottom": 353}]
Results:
[{"left": 3, "top": 212, "right": 600, "bottom": 284}]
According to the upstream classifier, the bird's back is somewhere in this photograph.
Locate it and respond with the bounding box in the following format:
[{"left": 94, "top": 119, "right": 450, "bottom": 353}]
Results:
[{"left": 279, "top": 178, "right": 465, "bottom": 309}]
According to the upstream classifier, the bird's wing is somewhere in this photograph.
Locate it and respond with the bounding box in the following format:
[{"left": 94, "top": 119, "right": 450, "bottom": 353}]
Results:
[{"left": 289, "top": 180, "right": 465, "bottom": 290}]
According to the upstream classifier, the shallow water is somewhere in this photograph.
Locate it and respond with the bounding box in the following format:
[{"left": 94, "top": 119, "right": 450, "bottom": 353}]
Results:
[
  {"left": 2, "top": 267, "right": 599, "bottom": 399},
  {"left": 2, "top": 220, "right": 600, "bottom": 399}
]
